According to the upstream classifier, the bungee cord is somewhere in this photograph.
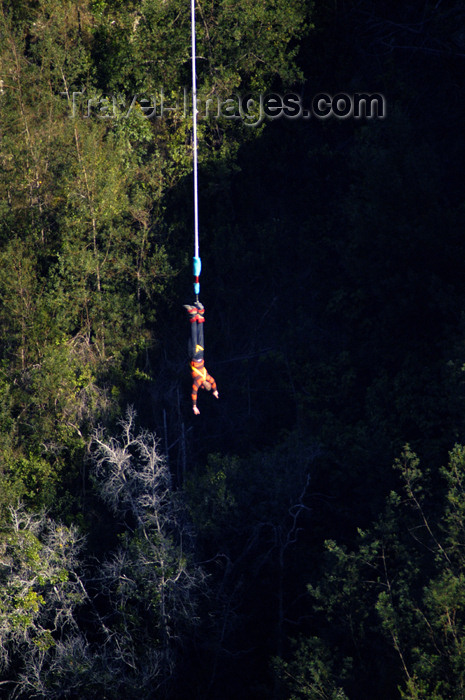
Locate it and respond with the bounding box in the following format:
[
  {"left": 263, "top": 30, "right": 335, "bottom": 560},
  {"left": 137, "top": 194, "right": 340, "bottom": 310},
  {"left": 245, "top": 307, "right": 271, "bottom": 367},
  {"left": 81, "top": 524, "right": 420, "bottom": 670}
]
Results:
[{"left": 191, "top": 0, "right": 201, "bottom": 301}]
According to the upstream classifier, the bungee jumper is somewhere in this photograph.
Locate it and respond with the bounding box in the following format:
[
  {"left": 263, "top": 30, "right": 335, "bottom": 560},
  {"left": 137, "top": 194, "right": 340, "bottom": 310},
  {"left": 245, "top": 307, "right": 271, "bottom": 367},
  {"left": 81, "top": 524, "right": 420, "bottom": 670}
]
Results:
[
  {"left": 183, "top": 0, "right": 219, "bottom": 414},
  {"left": 184, "top": 302, "right": 219, "bottom": 414}
]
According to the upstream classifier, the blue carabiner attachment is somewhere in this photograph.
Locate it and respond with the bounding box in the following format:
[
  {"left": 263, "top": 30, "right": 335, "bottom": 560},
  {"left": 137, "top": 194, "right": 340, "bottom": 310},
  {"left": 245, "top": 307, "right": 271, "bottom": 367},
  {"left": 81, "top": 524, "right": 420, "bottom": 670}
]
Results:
[{"left": 193, "top": 256, "right": 201, "bottom": 296}]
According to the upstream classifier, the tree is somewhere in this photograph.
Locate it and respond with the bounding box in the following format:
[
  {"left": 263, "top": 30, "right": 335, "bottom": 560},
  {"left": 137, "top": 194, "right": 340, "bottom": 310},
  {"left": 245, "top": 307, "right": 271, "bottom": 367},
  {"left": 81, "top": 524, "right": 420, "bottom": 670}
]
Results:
[
  {"left": 0, "top": 507, "right": 88, "bottom": 698},
  {"left": 0, "top": 409, "right": 205, "bottom": 698},
  {"left": 89, "top": 406, "right": 205, "bottom": 698},
  {"left": 276, "top": 445, "right": 465, "bottom": 700},
  {"left": 184, "top": 437, "right": 316, "bottom": 698}
]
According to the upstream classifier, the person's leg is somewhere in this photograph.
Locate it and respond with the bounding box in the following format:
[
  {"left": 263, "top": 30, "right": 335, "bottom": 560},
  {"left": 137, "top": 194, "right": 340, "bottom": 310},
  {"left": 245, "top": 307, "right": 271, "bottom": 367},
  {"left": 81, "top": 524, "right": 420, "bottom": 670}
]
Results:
[
  {"left": 192, "top": 319, "right": 204, "bottom": 361},
  {"left": 197, "top": 317, "right": 204, "bottom": 352},
  {"left": 189, "top": 318, "right": 198, "bottom": 359},
  {"left": 184, "top": 304, "right": 205, "bottom": 360}
]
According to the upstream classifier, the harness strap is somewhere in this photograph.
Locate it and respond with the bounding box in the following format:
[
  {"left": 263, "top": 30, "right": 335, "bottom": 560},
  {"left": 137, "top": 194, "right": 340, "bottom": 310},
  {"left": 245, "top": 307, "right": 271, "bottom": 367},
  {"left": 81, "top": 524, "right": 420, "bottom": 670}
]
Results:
[{"left": 190, "top": 362, "right": 207, "bottom": 382}]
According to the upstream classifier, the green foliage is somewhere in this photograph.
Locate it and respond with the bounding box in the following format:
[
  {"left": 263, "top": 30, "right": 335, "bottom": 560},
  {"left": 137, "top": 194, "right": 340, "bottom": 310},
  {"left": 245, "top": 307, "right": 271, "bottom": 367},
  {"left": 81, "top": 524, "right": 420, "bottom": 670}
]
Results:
[
  {"left": 0, "top": 411, "right": 207, "bottom": 698},
  {"left": 441, "top": 445, "right": 465, "bottom": 563},
  {"left": 185, "top": 453, "right": 240, "bottom": 539},
  {"left": 4, "top": 453, "right": 59, "bottom": 509},
  {"left": 88, "top": 408, "right": 205, "bottom": 696},
  {"left": 274, "top": 637, "right": 350, "bottom": 700},
  {"left": 91, "top": 0, "right": 307, "bottom": 95},
  {"left": 1, "top": 0, "right": 465, "bottom": 697},
  {"left": 186, "top": 437, "right": 313, "bottom": 551},
  {"left": 0, "top": 508, "right": 85, "bottom": 674},
  {"left": 0, "top": 0, "right": 309, "bottom": 511},
  {"left": 278, "top": 446, "right": 465, "bottom": 700}
]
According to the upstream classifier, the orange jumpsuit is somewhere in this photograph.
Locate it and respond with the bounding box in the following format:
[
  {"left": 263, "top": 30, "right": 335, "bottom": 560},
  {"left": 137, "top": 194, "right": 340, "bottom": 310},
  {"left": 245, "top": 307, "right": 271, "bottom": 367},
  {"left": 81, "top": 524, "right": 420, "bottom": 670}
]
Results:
[{"left": 190, "top": 359, "right": 217, "bottom": 410}]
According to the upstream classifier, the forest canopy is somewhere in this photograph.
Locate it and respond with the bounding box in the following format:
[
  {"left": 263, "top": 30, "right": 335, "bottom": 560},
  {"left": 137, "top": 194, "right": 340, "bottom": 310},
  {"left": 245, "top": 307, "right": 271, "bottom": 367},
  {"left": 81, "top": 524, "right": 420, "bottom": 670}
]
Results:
[{"left": 1, "top": 0, "right": 465, "bottom": 698}]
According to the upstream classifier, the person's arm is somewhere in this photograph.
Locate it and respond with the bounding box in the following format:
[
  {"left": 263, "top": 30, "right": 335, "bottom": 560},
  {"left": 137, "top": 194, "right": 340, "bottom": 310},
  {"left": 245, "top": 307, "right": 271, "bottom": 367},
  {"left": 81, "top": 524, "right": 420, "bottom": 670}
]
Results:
[
  {"left": 191, "top": 381, "right": 200, "bottom": 414},
  {"left": 207, "top": 373, "right": 219, "bottom": 399}
]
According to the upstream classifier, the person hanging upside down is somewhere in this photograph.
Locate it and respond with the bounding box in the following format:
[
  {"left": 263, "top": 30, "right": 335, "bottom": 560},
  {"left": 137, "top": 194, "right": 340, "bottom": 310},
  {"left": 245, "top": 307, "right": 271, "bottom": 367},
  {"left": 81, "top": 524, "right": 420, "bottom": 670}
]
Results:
[{"left": 183, "top": 301, "right": 219, "bottom": 415}]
